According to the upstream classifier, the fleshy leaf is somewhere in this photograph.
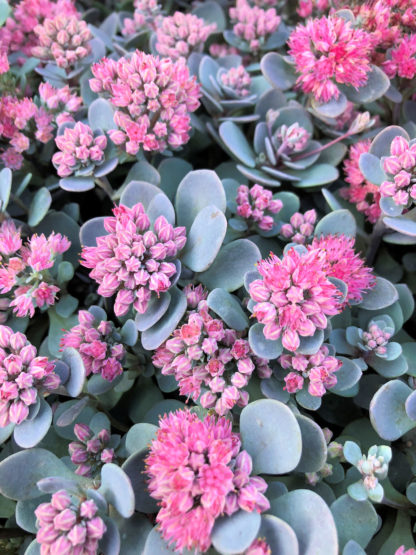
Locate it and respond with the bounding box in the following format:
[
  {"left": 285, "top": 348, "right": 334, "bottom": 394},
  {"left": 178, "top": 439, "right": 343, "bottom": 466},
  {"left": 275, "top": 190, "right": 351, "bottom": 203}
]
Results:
[
  {"left": 207, "top": 289, "right": 248, "bottom": 331},
  {"left": 212, "top": 510, "right": 261, "bottom": 554},
  {"left": 248, "top": 323, "right": 283, "bottom": 360},
  {"left": 98, "top": 463, "right": 135, "bottom": 518}
]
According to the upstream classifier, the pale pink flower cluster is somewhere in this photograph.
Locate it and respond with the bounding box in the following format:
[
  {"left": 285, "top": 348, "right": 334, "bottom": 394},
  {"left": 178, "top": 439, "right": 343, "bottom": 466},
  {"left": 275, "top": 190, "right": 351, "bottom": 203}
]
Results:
[
  {"left": 81, "top": 202, "right": 186, "bottom": 317},
  {"left": 288, "top": 16, "right": 373, "bottom": 102},
  {"left": 0, "top": 0, "right": 77, "bottom": 57},
  {"left": 89, "top": 51, "right": 200, "bottom": 154},
  {"left": 61, "top": 310, "right": 125, "bottom": 381},
  {"left": 249, "top": 249, "right": 341, "bottom": 351},
  {"left": 68, "top": 423, "right": 115, "bottom": 477},
  {"left": 351, "top": 0, "right": 400, "bottom": 52},
  {"left": 155, "top": 12, "right": 216, "bottom": 60},
  {"left": 32, "top": 15, "right": 92, "bottom": 69},
  {"left": 221, "top": 66, "right": 252, "bottom": 97},
  {"left": 35, "top": 490, "right": 106, "bottom": 555},
  {"left": 122, "top": 0, "right": 162, "bottom": 35},
  {"left": 0, "top": 325, "right": 59, "bottom": 427},
  {"left": 183, "top": 283, "right": 207, "bottom": 309},
  {"left": 362, "top": 324, "right": 392, "bottom": 356},
  {"left": 0, "top": 52, "right": 9, "bottom": 74},
  {"left": 384, "top": 34, "right": 416, "bottom": 79},
  {"left": 276, "top": 122, "right": 311, "bottom": 154},
  {"left": 229, "top": 0, "right": 281, "bottom": 53},
  {"left": 395, "top": 547, "right": 416, "bottom": 555},
  {"left": 280, "top": 210, "right": 317, "bottom": 244},
  {"left": 245, "top": 538, "right": 272, "bottom": 555},
  {"left": 39, "top": 82, "right": 83, "bottom": 127},
  {"left": 52, "top": 122, "right": 107, "bottom": 178},
  {"left": 280, "top": 345, "right": 341, "bottom": 397},
  {"left": 0, "top": 96, "right": 53, "bottom": 170},
  {"left": 340, "top": 140, "right": 381, "bottom": 224},
  {"left": 388, "top": 0, "right": 416, "bottom": 32},
  {"left": 380, "top": 135, "right": 416, "bottom": 207},
  {"left": 235, "top": 184, "right": 283, "bottom": 231},
  {"left": 308, "top": 235, "right": 375, "bottom": 305},
  {"left": 297, "top": 0, "right": 329, "bottom": 18},
  {"left": 145, "top": 410, "right": 270, "bottom": 553},
  {"left": 209, "top": 43, "right": 240, "bottom": 57},
  {"left": 0, "top": 220, "right": 70, "bottom": 318},
  {"left": 153, "top": 299, "right": 271, "bottom": 415}
]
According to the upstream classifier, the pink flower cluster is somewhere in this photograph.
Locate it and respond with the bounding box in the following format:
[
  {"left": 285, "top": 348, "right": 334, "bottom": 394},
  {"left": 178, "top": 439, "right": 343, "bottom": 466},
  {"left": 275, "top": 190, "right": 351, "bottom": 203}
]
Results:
[
  {"left": 340, "top": 140, "right": 381, "bottom": 224},
  {"left": 229, "top": 0, "right": 281, "bottom": 53},
  {"left": 39, "top": 83, "right": 83, "bottom": 127},
  {"left": 221, "top": 66, "right": 252, "bottom": 98},
  {"left": 308, "top": 235, "right": 375, "bottom": 305},
  {"left": 0, "top": 220, "right": 70, "bottom": 318},
  {"left": 155, "top": 12, "right": 216, "bottom": 61},
  {"left": 35, "top": 490, "right": 106, "bottom": 554},
  {"left": 68, "top": 423, "right": 115, "bottom": 476},
  {"left": 90, "top": 51, "right": 200, "bottom": 154},
  {"left": 0, "top": 52, "right": 9, "bottom": 74},
  {"left": 145, "top": 410, "right": 270, "bottom": 553},
  {"left": 246, "top": 538, "right": 272, "bottom": 555},
  {"left": 80, "top": 202, "right": 186, "bottom": 317},
  {"left": 52, "top": 122, "right": 107, "bottom": 178},
  {"left": 0, "top": 0, "right": 77, "bottom": 58},
  {"left": 297, "top": 0, "right": 329, "bottom": 18},
  {"left": 288, "top": 15, "right": 373, "bottom": 102},
  {"left": 395, "top": 547, "right": 416, "bottom": 555},
  {"left": 122, "top": 0, "right": 162, "bottom": 36},
  {"left": 236, "top": 184, "right": 283, "bottom": 231},
  {"left": 209, "top": 43, "right": 240, "bottom": 58},
  {"left": 0, "top": 325, "right": 59, "bottom": 427},
  {"left": 61, "top": 310, "right": 125, "bottom": 381},
  {"left": 280, "top": 345, "right": 341, "bottom": 397},
  {"left": 153, "top": 299, "right": 271, "bottom": 415},
  {"left": 249, "top": 248, "right": 341, "bottom": 351},
  {"left": 361, "top": 323, "right": 392, "bottom": 356},
  {"left": 384, "top": 34, "right": 416, "bottom": 80},
  {"left": 276, "top": 122, "right": 310, "bottom": 154},
  {"left": 32, "top": 15, "right": 92, "bottom": 69},
  {"left": 380, "top": 135, "right": 416, "bottom": 207},
  {"left": 0, "top": 96, "right": 53, "bottom": 170},
  {"left": 280, "top": 210, "right": 317, "bottom": 244}
]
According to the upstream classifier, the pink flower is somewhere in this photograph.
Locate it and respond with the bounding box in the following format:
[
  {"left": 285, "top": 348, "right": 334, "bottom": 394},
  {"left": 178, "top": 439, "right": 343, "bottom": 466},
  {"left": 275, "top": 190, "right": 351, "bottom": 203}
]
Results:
[
  {"left": 155, "top": 12, "right": 216, "bottom": 60},
  {"left": 297, "top": 0, "right": 329, "bottom": 18},
  {"left": 280, "top": 345, "right": 341, "bottom": 397},
  {"left": 395, "top": 547, "right": 416, "bottom": 555},
  {"left": 221, "top": 66, "right": 252, "bottom": 98},
  {"left": 383, "top": 34, "right": 416, "bottom": 79},
  {"left": 122, "top": 0, "right": 162, "bottom": 35},
  {"left": 229, "top": 0, "right": 281, "bottom": 53},
  {"left": 246, "top": 538, "right": 272, "bottom": 555},
  {"left": 61, "top": 310, "right": 125, "bottom": 381},
  {"left": 340, "top": 141, "right": 381, "bottom": 224},
  {"left": 235, "top": 184, "right": 282, "bottom": 231},
  {"left": 280, "top": 210, "right": 316, "bottom": 244},
  {"left": 80, "top": 203, "right": 186, "bottom": 317},
  {"left": 0, "top": 52, "right": 9, "bottom": 74},
  {"left": 288, "top": 15, "right": 373, "bottom": 102},
  {"left": 0, "top": 325, "right": 59, "bottom": 427},
  {"left": 35, "top": 490, "right": 106, "bottom": 554},
  {"left": 145, "top": 410, "right": 269, "bottom": 553},
  {"left": 153, "top": 300, "right": 271, "bottom": 415},
  {"left": 68, "top": 423, "right": 114, "bottom": 476},
  {"left": 308, "top": 235, "right": 375, "bottom": 304},
  {"left": 249, "top": 249, "right": 341, "bottom": 352},
  {"left": 379, "top": 135, "right": 416, "bottom": 208},
  {"left": 32, "top": 14, "right": 92, "bottom": 69},
  {"left": 361, "top": 323, "right": 392, "bottom": 356},
  {"left": 90, "top": 51, "right": 200, "bottom": 154}
]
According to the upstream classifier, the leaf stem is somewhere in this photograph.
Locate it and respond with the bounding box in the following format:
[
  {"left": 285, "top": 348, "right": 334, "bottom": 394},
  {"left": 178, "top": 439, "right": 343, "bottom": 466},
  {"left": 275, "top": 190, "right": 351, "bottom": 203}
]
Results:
[{"left": 366, "top": 217, "right": 387, "bottom": 266}]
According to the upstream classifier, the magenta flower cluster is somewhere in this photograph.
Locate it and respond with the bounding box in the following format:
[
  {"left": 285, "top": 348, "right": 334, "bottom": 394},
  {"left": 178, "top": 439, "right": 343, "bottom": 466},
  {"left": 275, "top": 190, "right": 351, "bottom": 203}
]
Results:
[
  {"left": 39, "top": 83, "right": 83, "bottom": 127},
  {"left": 68, "top": 423, "right": 115, "bottom": 477},
  {"left": 380, "top": 135, "right": 416, "bottom": 207},
  {"left": 155, "top": 12, "right": 217, "bottom": 60},
  {"left": 280, "top": 345, "right": 341, "bottom": 397},
  {"left": 229, "top": 0, "right": 281, "bottom": 53},
  {"left": 89, "top": 50, "right": 200, "bottom": 154},
  {"left": 61, "top": 310, "right": 125, "bottom": 382},
  {"left": 81, "top": 202, "right": 186, "bottom": 317},
  {"left": 280, "top": 209, "right": 317, "bottom": 244},
  {"left": 0, "top": 220, "right": 70, "bottom": 318},
  {"left": 145, "top": 410, "right": 270, "bottom": 553},
  {"left": 52, "top": 122, "right": 107, "bottom": 178},
  {"left": 35, "top": 490, "right": 106, "bottom": 554},
  {"left": 235, "top": 184, "right": 283, "bottom": 231},
  {"left": 0, "top": 325, "right": 59, "bottom": 427},
  {"left": 153, "top": 299, "right": 272, "bottom": 415}
]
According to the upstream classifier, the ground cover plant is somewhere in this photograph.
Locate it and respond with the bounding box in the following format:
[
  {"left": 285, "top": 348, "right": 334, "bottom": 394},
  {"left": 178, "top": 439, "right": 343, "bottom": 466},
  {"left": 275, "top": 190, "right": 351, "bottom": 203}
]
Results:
[{"left": 0, "top": 0, "right": 415, "bottom": 553}]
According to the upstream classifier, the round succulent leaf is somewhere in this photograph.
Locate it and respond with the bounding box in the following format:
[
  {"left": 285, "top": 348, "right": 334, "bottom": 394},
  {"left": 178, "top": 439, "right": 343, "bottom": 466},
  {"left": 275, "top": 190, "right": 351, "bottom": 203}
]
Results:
[
  {"left": 0, "top": 167, "right": 11, "bottom": 211},
  {"left": 127, "top": 378, "right": 164, "bottom": 423},
  {"left": 79, "top": 216, "right": 107, "bottom": 247},
  {"left": 125, "top": 422, "right": 158, "bottom": 456},
  {"left": 340, "top": 65, "right": 390, "bottom": 103},
  {"left": 347, "top": 481, "right": 369, "bottom": 502},
  {"left": 255, "top": 89, "right": 287, "bottom": 119},
  {"left": 297, "top": 329, "right": 325, "bottom": 355},
  {"left": 181, "top": 205, "right": 227, "bottom": 272},
  {"left": 99, "top": 516, "right": 121, "bottom": 555},
  {"left": 311, "top": 93, "right": 348, "bottom": 118},
  {"left": 98, "top": 463, "right": 135, "bottom": 518},
  {"left": 358, "top": 153, "right": 386, "bottom": 186},
  {"left": 294, "top": 415, "right": 327, "bottom": 473},
  {"left": 271, "top": 489, "right": 338, "bottom": 554},
  {"left": 396, "top": 283, "right": 415, "bottom": 323},
  {"left": 60, "top": 176, "right": 95, "bottom": 192},
  {"left": 369, "top": 353, "right": 408, "bottom": 378},
  {"left": 369, "top": 379, "right": 415, "bottom": 440},
  {"left": 330, "top": 357, "right": 362, "bottom": 394},
  {"left": 135, "top": 292, "right": 171, "bottom": 332},
  {"left": 240, "top": 399, "right": 302, "bottom": 474},
  {"left": 28, "top": 187, "right": 51, "bottom": 227},
  {"left": 244, "top": 269, "right": 261, "bottom": 292},
  {"left": 120, "top": 319, "right": 138, "bottom": 347},
  {"left": 272, "top": 106, "right": 313, "bottom": 135},
  {"left": 260, "top": 52, "right": 296, "bottom": 91},
  {"left": 87, "top": 373, "right": 122, "bottom": 396},
  {"left": 0, "top": 423, "right": 14, "bottom": 446},
  {"left": 403, "top": 343, "right": 416, "bottom": 376},
  {"left": 257, "top": 514, "right": 299, "bottom": 555},
  {"left": 88, "top": 98, "right": 116, "bottom": 131},
  {"left": 143, "top": 526, "right": 193, "bottom": 555},
  {"left": 14, "top": 398, "right": 52, "bottom": 449},
  {"left": 331, "top": 494, "right": 378, "bottom": 549},
  {"left": 261, "top": 375, "right": 290, "bottom": 403},
  {"left": 379, "top": 196, "right": 404, "bottom": 217},
  {"left": 211, "top": 510, "right": 261, "bottom": 554},
  {"left": 61, "top": 347, "right": 86, "bottom": 397},
  {"left": 175, "top": 170, "right": 226, "bottom": 229},
  {"left": 146, "top": 192, "right": 175, "bottom": 226},
  {"left": 16, "top": 495, "right": 50, "bottom": 534},
  {"left": 383, "top": 342, "right": 402, "bottom": 361},
  {"left": 120, "top": 180, "right": 162, "bottom": 210},
  {"left": 219, "top": 121, "right": 256, "bottom": 168},
  {"left": 295, "top": 388, "right": 322, "bottom": 411},
  {"left": 358, "top": 277, "right": 398, "bottom": 310},
  {"left": 122, "top": 449, "right": 158, "bottom": 513},
  {"left": 314, "top": 209, "right": 356, "bottom": 238},
  {"left": 236, "top": 164, "right": 282, "bottom": 187},
  {"left": 144, "top": 399, "right": 185, "bottom": 426},
  {"left": 54, "top": 397, "right": 90, "bottom": 428},
  {"left": 24, "top": 540, "right": 41, "bottom": 555},
  {"left": 369, "top": 126, "right": 410, "bottom": 158},
  {"left": 248, "top": 323, "right": 283, "bottom": 360},
  {"left": 405, "top": 390, "right": 416, "bottom": 421},
  {"left": 94, "top": 157, "right": 118, "bottom": 178},
  {"left": 198, "top": 239, "right": 261, "bottom": 292},
  {"left": 384, "top": 215, "right": 416, "bottom": 237},
  {"left": 193, "top": 1, "right": 226, "bottom": 30},
  {"left": 343, "top": 441, "right": 362, "bottom": 465},
  {"left": 207, "top": 289, "right": 248, "bottom": 331},
  {"left": 141, "top": 287, "right": 187, "bottom": 350},
  {"left": 288, "top": 164, "right": 339, "bottom": 188},
  {"left": 36, "top": 477, "right": 79, "bottom": 495},
  {"left": 158, "top": 158, "right": 192, "bottom": 202},
  {"left": 406, "top": 482, "right": 416, "bottom": 504},
  {"left": 115, "top": 512, "right": 153, "bottom": 555},
  {"left": 274, "top": 191, "right": 300, "bottom": 221},
  {"left": 330, "top": 329, "right": 356, "bottom": 356}
]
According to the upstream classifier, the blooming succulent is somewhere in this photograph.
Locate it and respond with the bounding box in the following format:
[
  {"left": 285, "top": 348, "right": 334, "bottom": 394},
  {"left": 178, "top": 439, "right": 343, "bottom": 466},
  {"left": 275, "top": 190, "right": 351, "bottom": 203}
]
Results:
[{"left": 68, "top": 423, "right": 116, "bottom": 476}]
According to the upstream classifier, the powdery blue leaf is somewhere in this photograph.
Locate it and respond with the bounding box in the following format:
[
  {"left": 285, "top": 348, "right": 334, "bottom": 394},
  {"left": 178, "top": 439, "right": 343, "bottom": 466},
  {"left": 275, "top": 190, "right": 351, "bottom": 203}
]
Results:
[
  {"left": 315, "top": 209, "right": 357, "bottom": 238},
  {"left": 135, "top": 292, "right": 171, "bottom": 332},
  {"left": 207, "top": 289, "right": 248, "bottom": 331},
  {"left": 94, "top": 158, "right": 118, "bottom": 178},
  {"left": 99, "top": 464, "right": 135, "bottom": 518},
  {"left": 347, "top": 482, "right": 368, "bottom": 502},
  {"left": 260, "top": 52, "right": 296, "bottom": 91},
  {"left": 331, "top": 495, "right": 378, "bottom": 549},
  {"left": 369, "top": 126, "right": 410, "bottom": 158},
  {"left": 405, "top": 390, "right": 416, "bottom": 421},
  {"left": 384, "top": 215, "right": 416, "bottom": 237},
  {"left": 62, "top": 347, "right": 86, "bottom": 397},
  {"left": 192, "top": 1, "right": 226, "bottom": 31},
  {"left": 219, "top": 121, "right": 256, "bottom": 168},
  {"left": 125, "top": 423, "right": 158, "bottom": 456},
  {"left": 294, "top": 415, "right": 327, "bottom": 473},
  {"left": 341, "top": 65, "right": 389, "bottom": 103},
  {"left": 257, "top": 515, "right": 299, "bottom": 555},
  {"left": 143, "top": 526, "right": 192, "bottom": 555},
  {"left": 343, "top": 441, "right": 362, "bottom": 465},
  {"left": 28, "top": 188, "right": 52, "bottom": 227},
  {"left": 99, "top": 516, "right": 121, "bottom": 555},
  {"left": 248, "top": 323, "right": 283, "bottom": 360},
  {"left": 16, "top": 496, "right": 49, "bottom": 534},
  {"left": 396, "top": 283, "right": 415, "bottom": 322},
  {"left": 311, "top": 94, "right": 348, "bottom": 118},
  {"left": 343, "top": 540, "right": 367, "bottom": 555},
  {"left": 370, "top": 379, "right": 415, "bottom": 440},
  {"left": 297, "top": 329, "right": 325, "bottom": 355},
  {"left": 358, "top": 277, "right": 398, "bottom": 310},
  {"left": 60, "top": 176, "right": 95, "bottom": 192},
  {"left": 296, "top": 388, "right": 322, "bottom": 411},
  {"left": 0, "top": 167, "right": 12, "bottom": 211},
  {"left": 288, "top": 164, "right": 339, "bottom": 188},
  {"left": 79, "top": 216, "right": 107, "bottom": 247},
  {"left": 88, "top": 98, "right": 116, "bottom": 131},
  {"left": 122, "top": 450, "right": 158, "bottom": 513},
  {"left": 212, "top": 511, "right": 261, "bottom": 553},
  {"left": 358, "top": 152, "right": 386, "bottom": 186},
  {"left": 330, "top": 357, "right": 362, "bottom": 394},
  {"left": 13, "top": 398, "right": 52, "bottom": 449}
]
